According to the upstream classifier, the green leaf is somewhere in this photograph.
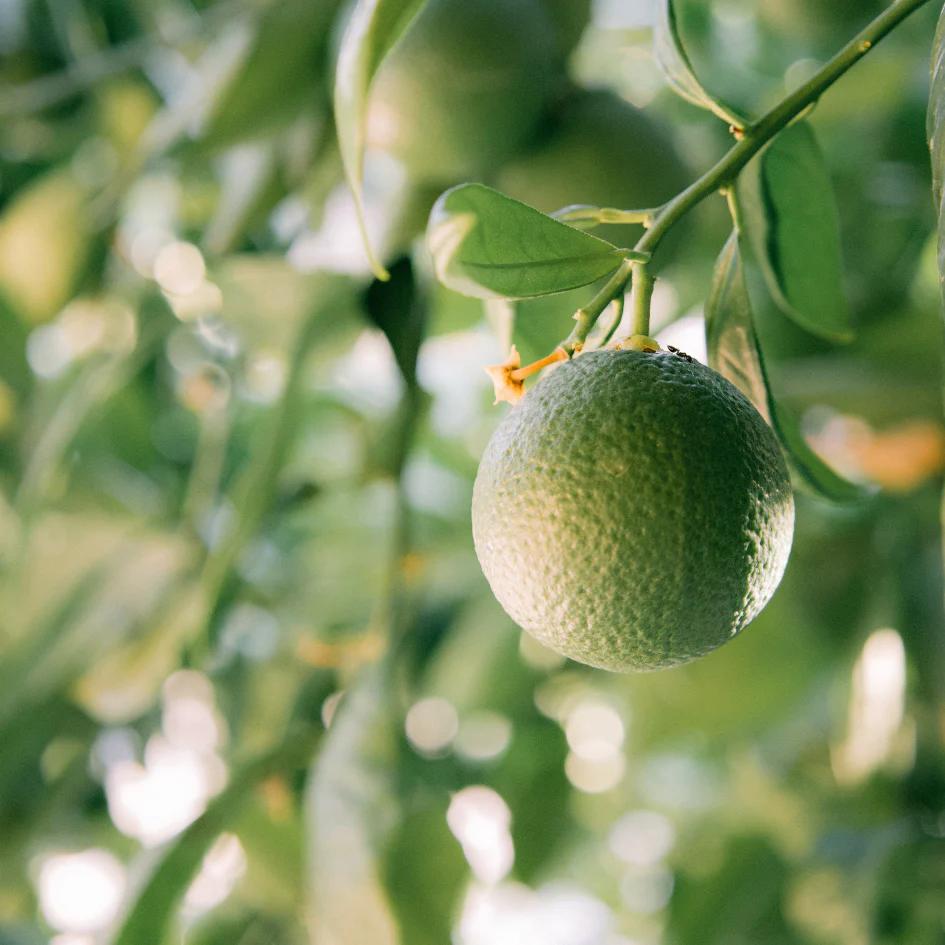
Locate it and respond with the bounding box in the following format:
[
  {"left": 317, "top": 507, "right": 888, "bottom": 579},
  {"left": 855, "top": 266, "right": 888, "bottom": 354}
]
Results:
[
  {"left": 306, "top": 654, "right": 467, "bottom": 945},
  {"left": 365, "top": 256, "right": 425, "bottom": 386},
  {"left": 364, "top": 257, "right": 429, "bottom": 477},
  {"left": 113, "top": 727, "right": 322, "bottom": 945},
  {"left": 706, "top": 232, "right": 869, "bottom": 503},
  {"left": 491, "top": 717, "right": 570, "bottom": 881},
  {"left": 307, "top": 664, "right": 400, "bottom": 945},
  {"left": 652, "top": 0, "right": 746, "bottom": 127},
  {"left": 382, "top": 801, "right": 467, "bottom": 945},
  {"left": 426, "top": 183, "right": 629, "bottom": 300},
  {"left": 0, "top": 294, "right": 31, "bottom": 399},
  {"left": 200, "top": 0, "right": 339, "bottom": 149},
  {"left": 929, "top": 4, "right": 945, "bottom": 298},
  {"left": 306, "top": 662, "right": 401, "bottom": 945},
  {"left": 0, "top": 697, "right": 95, "bottom": 839},
  {"left": 735, "top": 121, "right": 852, "bottom": 342},
  {"left": 706, "top": 235, "right": 772, "bottom": 415},
  {"left": 335, "top": 0, "right": 431, "bottom": 280},
  {"left": 668, "top": 835, "right": 800, "bottom": 945}
]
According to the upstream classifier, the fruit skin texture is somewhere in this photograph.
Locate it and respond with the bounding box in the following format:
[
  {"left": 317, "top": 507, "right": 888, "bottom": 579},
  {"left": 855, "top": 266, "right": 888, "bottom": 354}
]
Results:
[{"left": 472, "top": 350, "right": 795, "bottom": 672}]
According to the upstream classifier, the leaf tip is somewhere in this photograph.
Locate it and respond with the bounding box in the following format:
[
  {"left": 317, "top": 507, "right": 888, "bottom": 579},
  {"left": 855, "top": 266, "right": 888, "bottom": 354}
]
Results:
[{"left": 372, "top": 261, "right": 392, "bottom": 282}]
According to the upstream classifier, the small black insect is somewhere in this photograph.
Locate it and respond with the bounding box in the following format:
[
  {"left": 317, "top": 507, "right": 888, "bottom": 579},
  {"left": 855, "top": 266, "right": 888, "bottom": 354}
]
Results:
[{"left": 667, "top": 345, "right": 694, "bottom": 363}]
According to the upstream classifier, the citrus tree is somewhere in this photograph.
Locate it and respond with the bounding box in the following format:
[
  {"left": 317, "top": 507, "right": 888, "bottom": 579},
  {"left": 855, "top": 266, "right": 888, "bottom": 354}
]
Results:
[{"left": 0, "top": 0, "right": 944, "bottom": 943}]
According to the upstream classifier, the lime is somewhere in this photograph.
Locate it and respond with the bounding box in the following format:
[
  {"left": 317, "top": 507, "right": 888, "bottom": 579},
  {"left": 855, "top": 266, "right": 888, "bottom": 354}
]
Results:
[
  {"left": 472, "top": 349, "right": 794, "bottom": 672},
  {"left": 367, "top": 0, "right": 559, "bottom": 182}
]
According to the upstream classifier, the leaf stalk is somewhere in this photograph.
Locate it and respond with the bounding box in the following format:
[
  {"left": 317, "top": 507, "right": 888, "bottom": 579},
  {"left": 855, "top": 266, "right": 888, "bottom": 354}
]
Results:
[{"left": 631, "top": 262, "right": 655, "bottom": 338}]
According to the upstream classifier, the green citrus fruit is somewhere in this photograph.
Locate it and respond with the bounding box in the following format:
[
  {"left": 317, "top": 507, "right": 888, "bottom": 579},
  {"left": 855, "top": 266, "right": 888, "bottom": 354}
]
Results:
[
  {"left": 367, "top": 0, "right": 559, "bottom": 182},
  {"left": 472, "top": 349, "right": 795, "bottom": 672},
  {"left": 495, "top": 88, "right": 688, "bottom": 250}
]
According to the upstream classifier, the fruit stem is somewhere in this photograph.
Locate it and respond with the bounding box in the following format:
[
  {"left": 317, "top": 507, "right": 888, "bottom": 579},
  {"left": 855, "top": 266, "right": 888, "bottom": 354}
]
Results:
[
  {"left": 722, "top": 186, "right": 744, "bottom": 233},
  {"left": 635, "top": 0, "right": 933, "bottom": 259},
  {"left": 631, "top": 262, "right": 655, "bottom": 338},
  {"left": 562, "top": 256, "right": 635, "bottom": 354},
  {"left": 599, "top": 295, "right": 625, "bottom": 347}
]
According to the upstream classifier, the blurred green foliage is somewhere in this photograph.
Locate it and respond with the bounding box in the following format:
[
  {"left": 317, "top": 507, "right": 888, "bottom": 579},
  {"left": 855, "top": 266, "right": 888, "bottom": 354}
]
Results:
[{"left": 0, "top": 0, "right": 943, "bottom": 943}]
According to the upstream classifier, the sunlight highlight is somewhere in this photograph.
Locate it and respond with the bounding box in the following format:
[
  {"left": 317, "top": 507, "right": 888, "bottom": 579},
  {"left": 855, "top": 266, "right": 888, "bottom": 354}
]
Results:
[
  {"left": 455, "top": 710, "right": 513, "bottom": 762},
  {"left": 406, "top": 697, "right": 459, "bottom": 755},
  {"left": 608, "top": 810, "right": 675, "bottom": 867},
  {"left": 105, "top": 671, "right": 228, "bottom": 846},
  {"left": 447, "top": 786, "right": 515, "bottom": 885},
  {"left": 833, "top": 628, "right": 908, "bottom": 785},
  {"left": 183, "top": 833, "right": 247, "bottom": 916},
  {"left": 153, "top": 241, "right": 206, "bottom": 296},
  {"left": 565, "top": 700, "right": 625, "bottom": 761},
  {"left": 457, "top": 881, "right": 614, "bottom": 945},
  {"left": 36, "top": 849, "right": 125, "bottom": 933}
]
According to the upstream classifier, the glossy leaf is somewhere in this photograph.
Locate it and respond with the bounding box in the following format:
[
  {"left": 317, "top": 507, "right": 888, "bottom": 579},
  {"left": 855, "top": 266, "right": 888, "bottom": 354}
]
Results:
[
  {"left": 735, "top": 121, "right": 852, "bottom": 342},
  {"left": 706, "top": 232, "right": 868, "bottom": 503},
  {"left": 335, "top": 0, "right": 430, "bottom": 279},
  {"left": 929, "top": 4, "right": 945, "bottom": 295},
  {"left": 653, "top": 0, "right": 745, "bottom": 127},
  {"left": 427, "top": 183, "right": 629, "bottom": 300}
]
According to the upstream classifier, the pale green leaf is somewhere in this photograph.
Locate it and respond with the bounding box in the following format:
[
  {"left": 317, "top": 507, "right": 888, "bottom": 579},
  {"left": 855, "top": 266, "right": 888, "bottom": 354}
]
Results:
[
  {"left": 706, "top": 231, "right": 869, "bottom": 503},
  {"left": 427, "top": 183, "right": 628, "bottom": 300},
  {"left": 334, "top": 0, "right": 430, "bottom": 280},
  {"left": 653, "top": 0, "right": 746, "bottom": 127},
  {"left": 306, "top": 663, "right": 401, "bottom": 945},
  {"left": 735, "top": 121, "right": 852, "bottom": 342}
]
